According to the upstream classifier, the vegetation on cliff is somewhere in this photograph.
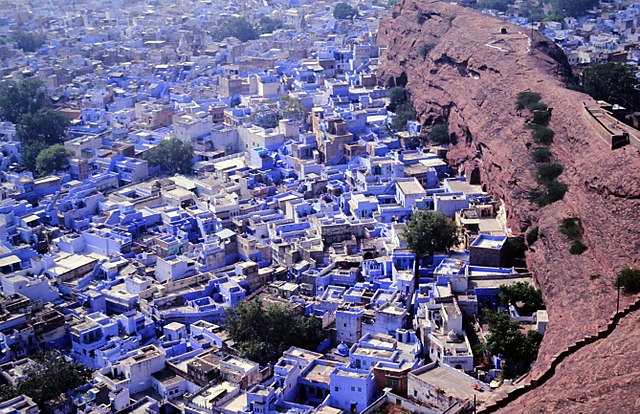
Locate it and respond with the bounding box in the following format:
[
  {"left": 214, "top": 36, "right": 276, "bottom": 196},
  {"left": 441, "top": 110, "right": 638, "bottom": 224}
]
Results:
[{"left": 387, "top": 86, "right": 416, "bottom": 131}]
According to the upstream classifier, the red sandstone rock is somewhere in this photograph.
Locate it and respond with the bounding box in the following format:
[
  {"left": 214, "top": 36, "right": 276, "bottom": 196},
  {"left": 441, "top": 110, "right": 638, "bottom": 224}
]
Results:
[{"left": 378, "top": 1, "right": 640, "bottom": 411}]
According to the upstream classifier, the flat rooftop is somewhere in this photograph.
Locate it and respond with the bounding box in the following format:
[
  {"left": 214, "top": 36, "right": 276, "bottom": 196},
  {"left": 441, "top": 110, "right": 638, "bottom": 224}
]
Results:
[{"left": 414, "top": 365, "right": 488, "bottom": 402}]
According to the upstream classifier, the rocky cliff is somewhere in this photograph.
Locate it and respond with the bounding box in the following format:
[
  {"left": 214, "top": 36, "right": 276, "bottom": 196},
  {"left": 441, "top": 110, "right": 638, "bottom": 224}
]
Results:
[{"left": 378, "top": 0, "right": 640, "bottom": 412}]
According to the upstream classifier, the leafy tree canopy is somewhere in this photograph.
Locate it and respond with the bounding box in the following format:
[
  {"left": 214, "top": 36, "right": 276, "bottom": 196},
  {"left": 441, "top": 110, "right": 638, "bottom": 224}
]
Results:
[
  {"left": 258, "top": 16, "right": 283, "bottom": 34},
  {"left": 334, "top": 2, "right": 358, "bottom": 20},
  {"left": 404, "top": 210, "right": 459, "bottom": 260},
  {"left": 550, "top": 0, "right": 598, "bottom": 18},
  {"left": 0, "top": 351, "right": 91, "bottom": 409},
  {"left": 9, "top": 30, "right": 45, "bottom": 53},
  {"left": 143, "top": 137, "right": 194, "bottom": 175},
  {"left": 483, "top": 309, "right": 542, "bottom": 378},
  {"left": 35, "top": 144, "right": 73, "bottom": 177},
  {"left": 0, "top": 78, "right": 47, "bottom": 123},
  {"left": 279, "top": 94, "right": 306, "bottom": 121},
  {"left": 428, "top": 122, "right": 450, "bottom": 145},
  {"left": 17, "top": 109, "right": 68, "bottom": 172},
  {"left": 498, "top": 282, "right": 544, "bottom": 316},
  {"left": 212, "top": 17, "right": 259, "bottom": 42},
  {"left": 581, "top": 63, "right": 638, "bottom": 110},
  {"left": 616, "top": 267, "right": 640, "bottom": 294},
  {"left": 225, "top": 300, "right": 325, "bottom": 365},
  {"left": 474, "top": 0, "right": 515, "bottom": 12}
]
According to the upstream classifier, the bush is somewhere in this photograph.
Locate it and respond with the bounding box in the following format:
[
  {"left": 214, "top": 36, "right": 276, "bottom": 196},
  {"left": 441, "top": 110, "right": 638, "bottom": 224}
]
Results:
[
  {"left": 529, "top": 179, "right": 568, "bottom": 206},
  {"left": 532, "top": 109, "right": 551, "bottom": 125},
  {"left": 569, "top": 240, "right": 588, "bottom": 255},
  {"left": 559, "top": 217, "right": 583, "bottom": 240},
  {"left": 419, "top": 42, "right": 436, "bottom": 58},
  {"left": 531, "top": 147, "right": 551, "bottom": 163},
  {"left": 429, "top": 122, "right": 449, "bottom": 145},
  {"left": 536, "top": 163, "right": 563, "bottom": 184},
  {"left": 516, "top": 91, "right": 542, "bottom": 110},
  {"left": 615, "top": 267, "right": 640, "bottom": 294},
  {"left": 526, "top": 226, "right": 539, "bottom": 245},
  {"left": 531, "top": 125, "right": 555, "bottom": 144},
  {"left": 545, "top": 179, "right": 568, "bottom": 203}
]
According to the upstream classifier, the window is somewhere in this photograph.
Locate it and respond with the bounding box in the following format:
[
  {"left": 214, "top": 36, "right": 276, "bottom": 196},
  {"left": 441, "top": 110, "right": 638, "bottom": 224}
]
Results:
[
  {"left": 414, "top": 390, "right": 418, "bottom": 397},
  {"left": 334, "top": 387, "right": 339, "bottom": 392},
  {"left": 351, "top": 386, "right": 355, "bottom": 391},
  {"left": 357, "top": 387, "right": 362, "bottom": 392}
]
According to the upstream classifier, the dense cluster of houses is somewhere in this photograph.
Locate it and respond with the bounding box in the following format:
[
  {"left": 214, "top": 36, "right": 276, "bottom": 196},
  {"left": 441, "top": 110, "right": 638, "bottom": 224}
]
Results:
[{"left": 0, "top": 0, "right": 548, "bottom": 413}]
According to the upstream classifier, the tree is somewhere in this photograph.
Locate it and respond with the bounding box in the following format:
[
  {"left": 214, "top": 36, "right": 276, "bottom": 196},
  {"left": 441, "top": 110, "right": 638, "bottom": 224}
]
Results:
[
  {"left": 581, "top": 63, "right": 638, "bottom": 110},
  {"left": 17, "top": 109, "right": 68, "bottom": 172},
  {"left": 404, "top": 210, "right": 459, "bottom": 290},
  {"left": 390, "top": 101, "right": 416, "bottom": 131},
  {"left": 225, "top": 300, "right": 325, "bottom": 365},
  {"left": 498, "top": 282, "right": 544, "bottom": 316},
  {"left": 212, "top": 17, "right": 259, "bottom": 42},
  {"left": 143, "top": 137, "right": 194, "bottom": 175},
  {"left": 475, "top": 0, "right": 515, "bottom": 12},
  {"left": 615, "top": 267, "right": 640, "bottom": 294},
  {"left": 387, "top": 87, "right": 405, "bottom": 113},
  {"left": 0, "top": 78, "right": 47, "bottom": 123},
  {"left": 334, "top": 2, "right": 358, "bottom": 20},
  {"left": 279, "top": 94, "right": 306, "bottom": 121},
  {"left": 483, "top": 310, "right": 542, "bottom": 378},
  {"left": 35, "top": 144, "right": 73, "bottom": 176},
  {"left": 258, "top": 16, "right": 283, "bottom": 34},
  {"left": 9, "top": 30, "right": 45, "bottom": 52},
  {"left": 428, "top": 122, "right": 449, "bottom": 145},
  {"left": 0, "top": 351, "right": 91, "bottom": 409},
  {"left": 550, "top": 0, "right": 598, "bottom": 18}
]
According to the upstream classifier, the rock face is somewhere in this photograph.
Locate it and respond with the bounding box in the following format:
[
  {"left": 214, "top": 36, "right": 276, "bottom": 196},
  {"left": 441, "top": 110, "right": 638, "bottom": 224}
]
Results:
[{"left": 378, "top": 0, "right": 640, "bottom": 411}]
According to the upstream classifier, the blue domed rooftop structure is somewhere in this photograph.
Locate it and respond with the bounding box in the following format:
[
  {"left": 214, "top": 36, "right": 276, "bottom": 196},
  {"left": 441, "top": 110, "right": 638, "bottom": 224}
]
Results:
[{"left": 336, "top": 341, "right": 349, "bottom": 357}]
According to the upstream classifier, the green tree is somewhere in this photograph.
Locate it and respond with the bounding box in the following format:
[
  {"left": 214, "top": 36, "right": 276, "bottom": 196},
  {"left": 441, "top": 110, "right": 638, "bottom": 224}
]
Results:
[
  {"left": 498, "top": 282, "right": 544, "bottom": 316},
  {"left": 536, "top": 163, "right": 563, "bottom": 184},
  {"left": 9, "top": 30, "right": 45, "bottom": 52},
  {"left": 143, "top": 137, "right": 194, "bottom": 175},
  {"left": 387, "top": 86, "right": 406, "bottom": 112},
  {"left": 225, "top": 300, "right": 325, "bottom": 365},
  {"left": 428, "top": 122, "right": 449, "bottom": 145},
  {"left": 0, "top": 78, "right": 47, "bottom": 123},
  {"left": 531, "top": 147, "right": 551, "bottom": 163},
  {"left": 615, "top": 267, "right": 640, "bottom": 294},
  {"left": 334, "top": 2, "right": 358, "bottom": 20},
  {"left": 581, "top": 63, "right": 638, "bottom": 109},
  {"left": 0, "top": 351, "right": 91, "bottom": 409},
  {"left": 483, "top": 310, "right": 542, "bottom": 378},
  {"left": 550, "top": 0, "right": 598, "bottom": 18},
  {"left": 35, "top": 144, "right": 73, "bottom": 176},
  {"left": 212, "top": 17, "right": 259, "bottom": 42},
  {"left": 475, "top": 0, "right": 515, "bottom": 12},
  {"left": 17, "top": 109, "right": 68, "bottom": 171},
  {"left": 390, "top": 101, "right": 417, "bottom": 131},
  {"left": 404, "top": 210, "right": 459, "bottom": 290},
  {"left": 258, "top": 16, "right": 283, "bottom": 34},
  {"left": 279, "top": 94, "right": 306, "bottom": 121}
]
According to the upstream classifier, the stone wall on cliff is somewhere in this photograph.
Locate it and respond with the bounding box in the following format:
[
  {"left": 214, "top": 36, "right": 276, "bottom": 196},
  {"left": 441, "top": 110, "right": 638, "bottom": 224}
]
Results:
[{"left": 378, "top": 1, "right": 640, "bottom": 411}]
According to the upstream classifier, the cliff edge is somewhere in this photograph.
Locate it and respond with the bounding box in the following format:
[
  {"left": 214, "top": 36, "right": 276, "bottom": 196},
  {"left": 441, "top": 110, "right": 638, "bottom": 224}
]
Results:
[{"left": 378, "top": 0, "right": 640, "bottom": 412}]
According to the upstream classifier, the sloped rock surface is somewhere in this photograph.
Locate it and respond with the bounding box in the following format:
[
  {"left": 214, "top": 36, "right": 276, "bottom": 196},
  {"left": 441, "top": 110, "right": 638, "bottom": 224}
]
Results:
[{"left": 378, "top": 0, "right": 640, "bottom": 411}]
